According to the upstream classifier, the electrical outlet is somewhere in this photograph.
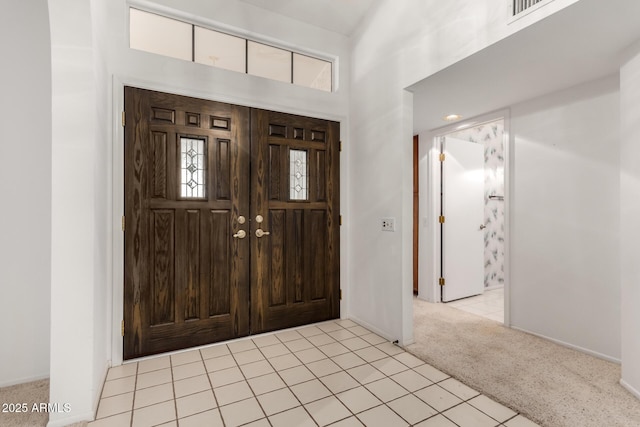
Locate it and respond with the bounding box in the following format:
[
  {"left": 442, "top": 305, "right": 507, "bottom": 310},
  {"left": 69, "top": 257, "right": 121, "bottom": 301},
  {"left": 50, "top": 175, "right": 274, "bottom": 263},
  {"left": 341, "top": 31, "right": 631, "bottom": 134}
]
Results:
[{"left": 381, "top": 217, "right": 395, "bottom": 232}]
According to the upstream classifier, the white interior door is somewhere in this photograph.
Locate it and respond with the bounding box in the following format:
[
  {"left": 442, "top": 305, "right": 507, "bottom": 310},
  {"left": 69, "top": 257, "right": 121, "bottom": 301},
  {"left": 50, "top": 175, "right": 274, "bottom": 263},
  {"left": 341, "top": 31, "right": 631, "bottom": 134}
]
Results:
[{"left": 441, "top": 136, "right": 485, "bottom": 302}]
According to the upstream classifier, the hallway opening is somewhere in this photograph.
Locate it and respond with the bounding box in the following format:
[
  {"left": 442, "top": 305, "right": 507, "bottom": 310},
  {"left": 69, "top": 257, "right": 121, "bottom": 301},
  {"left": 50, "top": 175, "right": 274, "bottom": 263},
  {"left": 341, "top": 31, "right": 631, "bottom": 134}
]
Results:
[{"left": 414, "top": 113, "right": 508, "bottom": 326}]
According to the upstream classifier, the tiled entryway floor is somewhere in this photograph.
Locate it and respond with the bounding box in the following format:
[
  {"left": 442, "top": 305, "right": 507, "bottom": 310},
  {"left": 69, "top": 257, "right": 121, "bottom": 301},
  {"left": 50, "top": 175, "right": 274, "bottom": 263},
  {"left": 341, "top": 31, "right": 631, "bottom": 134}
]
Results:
[
  {"left": 446, "top": 288, "right": 504, "bottom": 323},
  {"left": 90, "top": 318, "right": 537, "bottom": 427}
]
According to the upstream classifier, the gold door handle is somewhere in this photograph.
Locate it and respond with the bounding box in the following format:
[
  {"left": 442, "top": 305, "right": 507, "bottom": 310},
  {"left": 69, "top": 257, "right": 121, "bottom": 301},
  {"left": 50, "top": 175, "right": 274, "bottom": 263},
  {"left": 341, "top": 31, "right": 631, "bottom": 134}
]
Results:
[
  {"left": 233, "top": 230, "right": 247, "bottom": 239},
  {"left": 255, "top": 229, "right": 270, "bottom": 238}
]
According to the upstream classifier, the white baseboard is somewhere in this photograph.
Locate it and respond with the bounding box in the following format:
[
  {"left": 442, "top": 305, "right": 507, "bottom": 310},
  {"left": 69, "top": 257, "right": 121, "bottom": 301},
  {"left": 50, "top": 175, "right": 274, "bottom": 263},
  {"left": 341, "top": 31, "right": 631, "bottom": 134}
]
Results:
[
  {"left": 620, "top": 379, "right": 640, "bottom": 400},
  {"left": 511, "top": 326, "right": 621, "bottom": 364},
  {"left": 485, "top": 285, "right": 504, "bottom": 291},
  {"left": 348, "top": 315, "right": 396, "bottom": 344},
  {"left": 46, "top": 362, "right": 110, "bottom": 426},
  {"left": 47, "top": 411, "right": 94, "bottom": 427},
  {"left": 0, "top": 374, "right": 49, "bottom": 388},
  {"left": 402, "top": 338, "right": 415, "bottom": 346},
  {"left": 91, "top": 361, "right": 111, "bottom": 419}
]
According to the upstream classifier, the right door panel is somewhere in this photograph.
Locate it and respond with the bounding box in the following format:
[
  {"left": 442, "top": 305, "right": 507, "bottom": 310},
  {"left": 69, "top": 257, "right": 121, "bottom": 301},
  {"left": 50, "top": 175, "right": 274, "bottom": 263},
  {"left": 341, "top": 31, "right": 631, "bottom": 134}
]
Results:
[{"left": 250, "top": 109, "right": 340, "bottom": 333}]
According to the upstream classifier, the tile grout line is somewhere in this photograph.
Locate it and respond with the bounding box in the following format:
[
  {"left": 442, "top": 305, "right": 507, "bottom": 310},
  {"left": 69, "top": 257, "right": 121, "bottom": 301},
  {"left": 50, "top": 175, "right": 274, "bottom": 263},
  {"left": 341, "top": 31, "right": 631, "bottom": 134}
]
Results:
[
  {"left": 246, "top": 325, "right": 350, "bottom": 424},
  {"left": 129, "top": 362, "right": 139, "bottom": 427},
  {"left": 325, "top": 322, "right": 510, "bottom": 426},
  {"left": 169, "top": 353, "right": 178, "bottom": 427},
  {"left": 94, "top": 318, "right": 533, "bottom": 427},
  {"left": 267, "top": 323, "right": 410, "bottom": 425},
  {"left": 228, "top": 338, "right": 277, "bottom": 426},
  {"left": 253, "top": 331, "right": 317, "bottom": 426},
  {"left": 336, "top": 322, "right": 438, "bottom": 425},
  {"left": 200, "top": 344, "right": 226, "bottom": 427}
]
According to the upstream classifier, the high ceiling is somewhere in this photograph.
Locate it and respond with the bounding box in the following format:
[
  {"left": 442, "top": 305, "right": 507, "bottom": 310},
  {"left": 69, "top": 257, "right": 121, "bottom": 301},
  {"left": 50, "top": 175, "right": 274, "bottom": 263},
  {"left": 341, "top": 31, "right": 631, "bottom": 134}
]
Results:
[
  {"left": 410, "top": 0, "right": 640, "bottom": 133},
  {"left": 238, "top": 0, "right": 640, "bottom": 133},
  {"left": 237, "top": 0, "right": 379, "bottom": 36}
]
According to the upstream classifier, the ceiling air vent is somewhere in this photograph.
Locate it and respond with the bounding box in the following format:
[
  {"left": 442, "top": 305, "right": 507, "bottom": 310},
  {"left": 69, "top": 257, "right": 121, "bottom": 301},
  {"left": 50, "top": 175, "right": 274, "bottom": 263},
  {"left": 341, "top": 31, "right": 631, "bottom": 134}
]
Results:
[{"left": 513, "top": 0, "right": 545, "bottom": 16}]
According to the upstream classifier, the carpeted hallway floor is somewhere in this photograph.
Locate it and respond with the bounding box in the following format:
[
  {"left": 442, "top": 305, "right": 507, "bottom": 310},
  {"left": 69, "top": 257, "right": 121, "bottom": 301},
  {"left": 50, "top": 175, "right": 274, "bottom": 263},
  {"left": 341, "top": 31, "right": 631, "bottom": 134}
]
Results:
[{"left": 408, "top": 297, "right": 640, "bottom": 427}]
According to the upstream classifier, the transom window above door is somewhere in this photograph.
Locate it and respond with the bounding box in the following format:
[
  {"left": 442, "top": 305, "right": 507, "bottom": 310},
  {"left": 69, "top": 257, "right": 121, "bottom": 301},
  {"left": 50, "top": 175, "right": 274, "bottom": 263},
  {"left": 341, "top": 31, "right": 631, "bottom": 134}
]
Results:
[{"left": 129, "top": 8, "right": 334, "bottom": 92}]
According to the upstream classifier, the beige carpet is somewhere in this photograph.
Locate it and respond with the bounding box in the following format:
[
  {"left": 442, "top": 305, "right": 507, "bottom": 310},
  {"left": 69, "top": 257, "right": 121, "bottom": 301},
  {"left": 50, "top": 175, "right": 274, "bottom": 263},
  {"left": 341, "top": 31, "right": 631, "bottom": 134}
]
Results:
[
  {"left": 409, "top": 298, "right": 640, "bottom": 427},
  {"left": 0, "top": 379, "right": 49, "bottom": 427},
  {"left": 0, "top": 379, "right": 88, "bottom": 427}
]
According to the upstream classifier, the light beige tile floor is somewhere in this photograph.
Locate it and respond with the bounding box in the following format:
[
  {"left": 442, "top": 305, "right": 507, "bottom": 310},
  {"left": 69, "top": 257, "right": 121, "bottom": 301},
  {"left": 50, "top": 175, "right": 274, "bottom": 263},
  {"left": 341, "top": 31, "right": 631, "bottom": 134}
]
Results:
[
  {"left": 90, "top": 318, "right": 536, "bottom": 426},
  {"left": 446, "top": 288, "right": 504, "bottom": 323}
]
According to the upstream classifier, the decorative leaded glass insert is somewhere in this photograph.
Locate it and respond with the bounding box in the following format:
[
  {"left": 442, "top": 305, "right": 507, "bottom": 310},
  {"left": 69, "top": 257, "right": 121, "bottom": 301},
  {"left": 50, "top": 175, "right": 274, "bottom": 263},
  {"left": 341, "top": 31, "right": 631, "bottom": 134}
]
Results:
[
  {"left": 289, "top": 149, "right": 308, "bottom": 201},
  {"left": 180, "top": 137, "right": 206, "bottom": 198}
]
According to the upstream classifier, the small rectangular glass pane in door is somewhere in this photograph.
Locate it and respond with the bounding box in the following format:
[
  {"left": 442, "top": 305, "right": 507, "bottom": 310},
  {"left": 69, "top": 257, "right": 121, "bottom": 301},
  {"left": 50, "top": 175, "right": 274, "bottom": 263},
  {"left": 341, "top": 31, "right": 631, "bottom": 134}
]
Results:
[
  {"left": 180, "top": 137, "right": 206, "bottom": 198},
  {"left": 194, "top": 27, "right": 246, "bottom": 72},
  {"left": 290, "top": 149, "right": 308, "bottom": 200},
  {"left": 129, "top": 8, "right": 193, "bottom": 61}
]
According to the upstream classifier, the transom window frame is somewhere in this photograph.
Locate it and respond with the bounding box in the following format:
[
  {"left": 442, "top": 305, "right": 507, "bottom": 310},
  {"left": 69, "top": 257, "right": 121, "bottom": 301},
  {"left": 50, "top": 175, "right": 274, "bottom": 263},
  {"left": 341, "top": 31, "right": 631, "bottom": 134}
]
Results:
[{"left": 128, "top": 3, "right": 337, "bottom": 93}]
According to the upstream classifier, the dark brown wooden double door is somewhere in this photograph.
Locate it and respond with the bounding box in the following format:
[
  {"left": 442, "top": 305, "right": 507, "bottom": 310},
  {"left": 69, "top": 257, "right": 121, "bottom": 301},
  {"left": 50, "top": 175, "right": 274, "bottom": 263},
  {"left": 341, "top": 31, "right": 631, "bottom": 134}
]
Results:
[{"left": 123, "top": 87, "right": 339, "bottom": 359}]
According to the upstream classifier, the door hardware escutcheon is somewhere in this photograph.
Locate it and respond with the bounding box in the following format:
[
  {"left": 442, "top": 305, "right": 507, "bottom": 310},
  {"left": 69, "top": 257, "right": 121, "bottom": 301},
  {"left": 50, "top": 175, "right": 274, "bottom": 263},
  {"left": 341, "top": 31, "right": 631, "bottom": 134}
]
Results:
[
  {"left": 255, "top": 229, "right": 270, "bottom": 238},
  {"left": 233, "top": 230, "right": 247, "bottom": 239},
  {"left": 255, "top": 215, "right": 264, "bottom": 224},
  {"left": 238, "top": 216, "right": 246, "bottom": 225}
]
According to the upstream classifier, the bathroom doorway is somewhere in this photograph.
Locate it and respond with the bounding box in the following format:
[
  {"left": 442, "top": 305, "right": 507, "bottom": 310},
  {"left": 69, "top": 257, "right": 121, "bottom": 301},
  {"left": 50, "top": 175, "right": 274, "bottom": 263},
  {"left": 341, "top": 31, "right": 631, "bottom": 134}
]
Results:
[{"left": 418, "top": 116, "right": 507, "bottom": 324}]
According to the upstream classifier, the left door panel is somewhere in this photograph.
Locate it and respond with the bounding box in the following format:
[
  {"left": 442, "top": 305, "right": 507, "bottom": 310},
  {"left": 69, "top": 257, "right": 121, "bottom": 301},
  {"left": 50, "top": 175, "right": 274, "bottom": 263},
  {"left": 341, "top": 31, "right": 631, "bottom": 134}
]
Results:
[{"left": 124, "top": 87, "right": 250, "bottom": 359}]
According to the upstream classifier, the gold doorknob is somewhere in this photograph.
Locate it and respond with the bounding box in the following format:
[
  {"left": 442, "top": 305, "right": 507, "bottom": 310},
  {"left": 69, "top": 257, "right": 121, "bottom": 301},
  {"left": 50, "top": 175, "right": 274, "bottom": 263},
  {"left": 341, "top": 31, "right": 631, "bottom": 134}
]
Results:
[
  {"left": 233, "top": 230, "right": 247, "bottom": 239},
  {"left": 255, "top": 229, "right": 270, "bottom": 238}
]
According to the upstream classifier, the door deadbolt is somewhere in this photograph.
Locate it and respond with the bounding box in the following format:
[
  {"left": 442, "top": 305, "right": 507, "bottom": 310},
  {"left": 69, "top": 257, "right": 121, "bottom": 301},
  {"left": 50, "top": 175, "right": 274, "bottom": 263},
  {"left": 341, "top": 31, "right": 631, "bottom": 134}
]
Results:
[
  {"left": 255, "top": 215, "right": 264, "bottom": 224},
  {"left": 238, "top": 216, "right": 246, "bottom": 225}
]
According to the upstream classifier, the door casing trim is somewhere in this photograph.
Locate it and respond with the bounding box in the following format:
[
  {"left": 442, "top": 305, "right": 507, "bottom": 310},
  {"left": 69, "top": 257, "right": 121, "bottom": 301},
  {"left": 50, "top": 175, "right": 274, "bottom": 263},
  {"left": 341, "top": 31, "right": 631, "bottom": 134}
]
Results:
[
  {"left": 110, "top": 75, "right": 348, "bottom": 366},
  {"left": 416, "top": 109, "right": 511, "bottom": 326}
]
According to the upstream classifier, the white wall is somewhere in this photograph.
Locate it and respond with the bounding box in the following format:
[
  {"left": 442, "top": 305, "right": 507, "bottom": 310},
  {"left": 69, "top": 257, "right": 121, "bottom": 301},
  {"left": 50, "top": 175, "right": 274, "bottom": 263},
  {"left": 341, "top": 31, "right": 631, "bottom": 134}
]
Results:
[
  {"left": 510, "top": 75, "right": 621, "bottom": 360},
  {"left": 91, "top": 0, "right": 112, "bottom": 415},
  {"left": 48, "top": 0, "right": 110, "bottom": 425},
  {"left": 0, "top": 0, "right": 52, "bottom": 387},
  {"left": 348, "top": 0, "right": 579, "bottom": 344},
  {"left": 104, "top": 0, "right": 352, "bottom": 365},
  {"left": 620, "top": 45, "right": 640, "bottom": 397},
  {"left": 41, "top": 0, "right": 636, "bottom": 422},
  {"left": 46, "top": 0, "right": 351, "bottom": 423}
]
